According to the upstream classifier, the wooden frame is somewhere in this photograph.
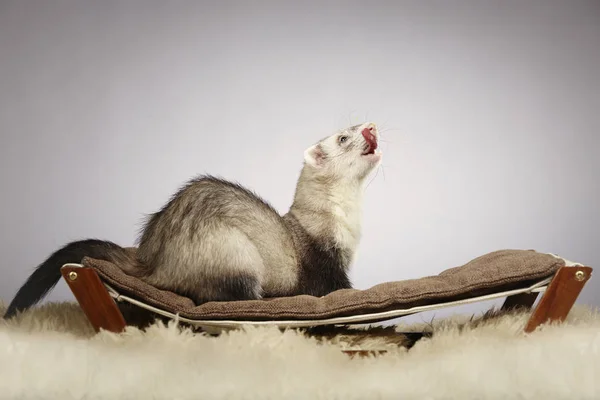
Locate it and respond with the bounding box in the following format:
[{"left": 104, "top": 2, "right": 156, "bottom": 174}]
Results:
[
  {"left": 60, "top": 264, "right": 593, "bottom": 357},
  {"left": 61, "top": 265, "right": 127, "bottom": 333}
]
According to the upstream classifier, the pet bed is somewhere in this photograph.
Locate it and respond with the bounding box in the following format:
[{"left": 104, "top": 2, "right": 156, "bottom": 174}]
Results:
[{"left": 59, "top": 249, "right": 592, "bottom": 356}]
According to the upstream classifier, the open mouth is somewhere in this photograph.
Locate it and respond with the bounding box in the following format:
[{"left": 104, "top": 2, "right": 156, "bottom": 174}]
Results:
[{"left": 361, "top": 127, "right": 378, "bottom": 155}]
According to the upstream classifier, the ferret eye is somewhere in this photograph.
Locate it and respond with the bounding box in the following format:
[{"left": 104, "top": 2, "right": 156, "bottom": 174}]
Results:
[{"left": 338, "top": 135, "right": 349, "bottom": 144}]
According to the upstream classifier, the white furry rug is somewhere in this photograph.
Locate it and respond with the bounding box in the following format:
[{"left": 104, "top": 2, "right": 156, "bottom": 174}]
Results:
[{"left": 2, "top": 300, "right": 600, "bottom": 399}]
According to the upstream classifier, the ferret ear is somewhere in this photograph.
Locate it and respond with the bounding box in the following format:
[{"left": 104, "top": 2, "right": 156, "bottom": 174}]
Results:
[{"left": 303, "top": 144, "right": 325, "bottom": 167}]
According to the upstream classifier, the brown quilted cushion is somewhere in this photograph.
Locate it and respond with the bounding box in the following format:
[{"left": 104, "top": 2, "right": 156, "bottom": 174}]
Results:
[{"left": 83, "top": 249, "right": 564, "bottom": 321}]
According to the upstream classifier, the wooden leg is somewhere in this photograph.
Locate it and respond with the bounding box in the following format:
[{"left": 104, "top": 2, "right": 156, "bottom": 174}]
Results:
[
  {"left": 60, "top": 265, "right": 127, "bottom": 334},
  {"left": 524, "top": 265, "right": 593, "bottom": 333}
]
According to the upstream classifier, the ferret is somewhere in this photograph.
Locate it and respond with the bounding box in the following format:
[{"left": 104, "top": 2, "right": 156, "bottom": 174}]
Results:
[{"left": 3, "top": 122, "right": 382, "bottom": 319}]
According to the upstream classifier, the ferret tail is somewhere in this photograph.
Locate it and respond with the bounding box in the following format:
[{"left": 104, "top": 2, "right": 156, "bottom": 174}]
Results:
[{"left": 3, "top": 239, "right": 138, "bottom": 319}]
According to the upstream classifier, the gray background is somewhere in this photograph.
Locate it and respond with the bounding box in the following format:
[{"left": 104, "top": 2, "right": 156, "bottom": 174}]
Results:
[{"left": 1, "top": 0, "right": 598, "bottom": 324}]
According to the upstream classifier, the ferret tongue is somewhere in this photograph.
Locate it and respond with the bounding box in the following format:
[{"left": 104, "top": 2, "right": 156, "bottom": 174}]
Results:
[{"left": 361, "top": 128, "right": 378, "bottom": 153}]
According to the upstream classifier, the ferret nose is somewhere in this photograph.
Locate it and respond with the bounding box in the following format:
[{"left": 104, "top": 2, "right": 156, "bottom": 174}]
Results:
[{"left": 365, "top": 123, "right": 377, "bottom": 135}]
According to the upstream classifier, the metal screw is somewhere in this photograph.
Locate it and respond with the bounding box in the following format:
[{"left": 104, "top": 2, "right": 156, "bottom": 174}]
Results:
[
  {"left": 68, "top": 271, "right": 78, "bottom": 281},
  {"left": 575, "top": 270, "right": 586, "bottom": 281}
]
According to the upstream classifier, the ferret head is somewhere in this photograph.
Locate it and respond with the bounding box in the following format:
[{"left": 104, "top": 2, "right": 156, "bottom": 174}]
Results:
[{"left": 303, "top": 122, "right": 382, "bottom": 182}]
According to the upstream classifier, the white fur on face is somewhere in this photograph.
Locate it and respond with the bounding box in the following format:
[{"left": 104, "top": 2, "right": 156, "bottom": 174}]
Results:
[{"left": 303, "top": 122, "right": 382, "bottom": 182}]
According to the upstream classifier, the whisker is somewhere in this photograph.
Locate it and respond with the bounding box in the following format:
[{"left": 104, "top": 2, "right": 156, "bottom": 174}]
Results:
[
  {"left": 347, "top": 110, "right": 357, "bottom": 126},
  {"left": 365, "top": 165, "right": 380, "bottom": 190},
  {"left": 379, "top": 128, "right": 402, "bottom": 135}
]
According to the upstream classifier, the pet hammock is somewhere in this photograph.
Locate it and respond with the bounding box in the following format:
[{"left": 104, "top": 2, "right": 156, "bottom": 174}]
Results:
[{"left": 59, "top": 249, "right": 592, "bottom": 357}]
